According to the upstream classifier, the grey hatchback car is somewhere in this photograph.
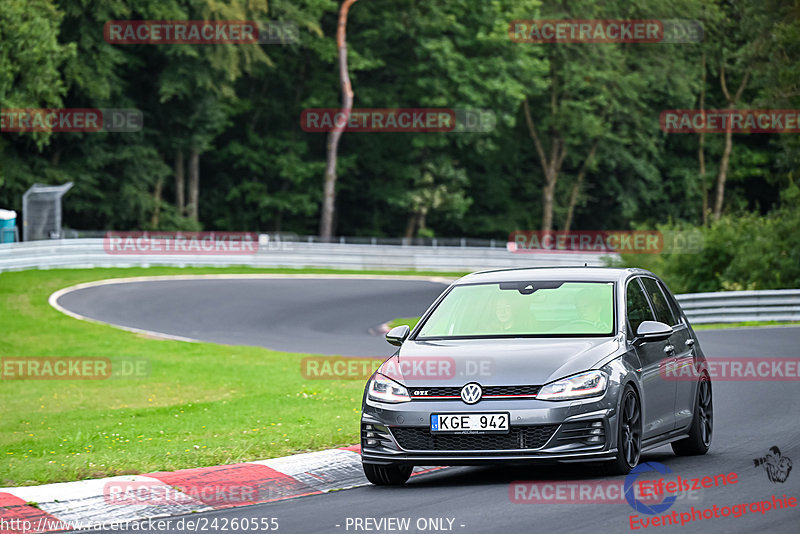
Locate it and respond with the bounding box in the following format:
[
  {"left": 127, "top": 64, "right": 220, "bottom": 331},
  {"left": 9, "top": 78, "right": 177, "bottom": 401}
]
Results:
[{"left": 360, "top": 267, "right": 713, "bottom": 485}]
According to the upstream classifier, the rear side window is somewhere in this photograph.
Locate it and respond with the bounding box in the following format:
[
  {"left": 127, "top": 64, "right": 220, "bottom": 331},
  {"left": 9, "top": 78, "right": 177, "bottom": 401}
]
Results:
[
  {"left": 641, "top": 277, "right": 677, "bottom": 326},
  {"left": 626, "top": 279, "right": 655, "bottom": 336},
  {"left": 660, "top": 281, "right": 684, "bottom": 324}
]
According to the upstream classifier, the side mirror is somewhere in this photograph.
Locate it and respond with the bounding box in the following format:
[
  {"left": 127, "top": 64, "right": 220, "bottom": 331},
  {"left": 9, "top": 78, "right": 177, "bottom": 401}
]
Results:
[
  {"left": 635, "top": 321, "right": 673, "bottom": 344},
  {"left": 385, "top": 325, "right": 410, "bottom": 347}
]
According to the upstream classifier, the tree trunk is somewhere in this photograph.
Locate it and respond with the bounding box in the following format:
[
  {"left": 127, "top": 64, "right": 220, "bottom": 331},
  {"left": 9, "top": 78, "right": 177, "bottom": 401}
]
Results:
[
  {"left": 319, "top": 0, "right": 358, "bottom": 240},
  {"left": 274, "top": 181, "right": 289, "bottom": 232},
  {"left": 713, "top": 118, "right": 733, "bottom": 220},
  {"left": 418, "top": 208, "right": 428, "bottom": 234},
  {"left": 701, "top": 185, "right": 708, "bottom": 226},
  {"left": 151, "top": 177, "right": 163, "bottom": 228},
  {"left": 713, "top": 64, "right": 751, "bottom": 221},
  {"left": 563, "top": 140, "right": 598, "bottom": 233},
  {"left": 522, "top": 97, "right": 566, "bottom": 233},
  {"left": 541, "top": 176, "right": 556, "bottom": 233},
  {"left": 404, "top": 212, "right": 418, "bottom": 239},
  {"left": 50, "top": 146, "right": 63, "bottom": 166},
  {"left": 188, "top": 149, "right": 199, "bottom": 221},
  {"left": 698, "top": 53, "right": 707, "bottom": 226},
  {"left": 175, "top": 150, "right": 185, "bottom": 215}
]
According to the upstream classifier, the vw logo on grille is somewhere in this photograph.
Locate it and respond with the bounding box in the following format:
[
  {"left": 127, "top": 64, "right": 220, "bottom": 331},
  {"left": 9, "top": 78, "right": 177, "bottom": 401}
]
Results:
[{"left": 460, "top": 383, "right": 482, "bottom": 404}]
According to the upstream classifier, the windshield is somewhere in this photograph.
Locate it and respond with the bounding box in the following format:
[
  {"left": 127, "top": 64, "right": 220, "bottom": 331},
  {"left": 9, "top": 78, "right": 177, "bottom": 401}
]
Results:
[{"left": 416, "top": 281, "right": 615, "bottom": 338}]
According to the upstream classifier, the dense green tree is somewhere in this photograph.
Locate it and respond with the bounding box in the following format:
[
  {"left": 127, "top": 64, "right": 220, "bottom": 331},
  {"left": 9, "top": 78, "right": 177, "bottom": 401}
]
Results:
[
  {"left": 0, "top": 0, "right": 795, "bottom": 263},
  {"left": 0, "top": 0, "right": 74, "bottom": 203}
]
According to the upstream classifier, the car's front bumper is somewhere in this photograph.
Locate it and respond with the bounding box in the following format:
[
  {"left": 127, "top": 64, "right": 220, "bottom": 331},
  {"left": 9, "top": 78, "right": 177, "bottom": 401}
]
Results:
[{"left": 360, "top": 395, "right": 619, "bottom": 466}]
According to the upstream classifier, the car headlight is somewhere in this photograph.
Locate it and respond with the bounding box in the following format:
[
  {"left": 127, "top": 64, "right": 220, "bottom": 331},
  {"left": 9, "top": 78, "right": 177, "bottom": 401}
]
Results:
[
  {"left": 367, "top": 373, "right": 411, "bottom": 403},
  {"left": 537, "top": 370, "right": 608, "bottom": 401}
]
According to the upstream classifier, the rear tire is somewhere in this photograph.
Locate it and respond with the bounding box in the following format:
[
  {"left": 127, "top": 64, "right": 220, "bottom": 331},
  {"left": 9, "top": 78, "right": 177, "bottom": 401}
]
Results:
[
  {"left": 363, "top": 462, "right": 413, "bottom": 485},
  {"left": 605, "top": 385, "right": 642, "bottom": 475},
  {"left": 672, "top": 374, "right": 712, "bottom": 456}
]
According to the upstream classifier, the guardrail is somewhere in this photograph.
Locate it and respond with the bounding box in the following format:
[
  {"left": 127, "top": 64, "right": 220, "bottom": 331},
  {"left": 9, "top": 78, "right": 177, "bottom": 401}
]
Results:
[
  {"left": 1, "top": 239, "right": 798, "bottom": 324},
  {"left": 59, "top": 230, "right": 513, "bottom": 248},
  {"left": 676, "top": 290, "right": 800, "bottom": 324},
  {"left": 0, "top": 238, "right": 609, "bottom": 273}
]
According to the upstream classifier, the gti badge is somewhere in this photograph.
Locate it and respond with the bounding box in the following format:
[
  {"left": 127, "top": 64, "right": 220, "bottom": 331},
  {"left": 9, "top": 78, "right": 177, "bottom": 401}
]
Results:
[{"left": 460, "top": 382, "right": 482, "bottom": 404}]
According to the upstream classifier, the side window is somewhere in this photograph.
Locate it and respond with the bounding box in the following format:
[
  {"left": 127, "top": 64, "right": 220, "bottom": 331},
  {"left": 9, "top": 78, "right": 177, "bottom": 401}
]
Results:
[
  {"left": 659, "top": 280, "right": 684, "bottom": 325},
  {"left": 626, "top": 279, "right": 655, "bottom": 336},
  {"left": 641, "top": 277, "right": 677, "bottom": 326}
]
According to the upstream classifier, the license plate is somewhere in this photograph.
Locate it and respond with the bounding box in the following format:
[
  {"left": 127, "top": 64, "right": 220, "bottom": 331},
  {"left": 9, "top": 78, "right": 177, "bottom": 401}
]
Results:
[{"left": 430, "top": 413, "right": 509, "bottom": 434}]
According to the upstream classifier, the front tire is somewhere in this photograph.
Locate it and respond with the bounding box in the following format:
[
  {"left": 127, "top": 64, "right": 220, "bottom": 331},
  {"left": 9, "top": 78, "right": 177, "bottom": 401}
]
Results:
[
  {"left": 363, "top": 462, "right": 412, "bottom": 485},
  {"left": 672, "top": 374, "right": 712, "bottom": 456},
  {"left": 605, "top": 385, "right": 642, "bottom": 475}
]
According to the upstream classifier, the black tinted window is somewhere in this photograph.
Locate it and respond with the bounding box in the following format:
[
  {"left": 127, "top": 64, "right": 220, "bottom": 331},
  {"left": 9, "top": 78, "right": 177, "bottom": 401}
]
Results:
[
  {"left": 641, "top": 277, "right": 677, "bottom": 326},
  {"left": 626, "top": 279, "right": 654, "bottom": 335},
  {"left": 659, "top": 280, "right": 684, "bottom": 325}
]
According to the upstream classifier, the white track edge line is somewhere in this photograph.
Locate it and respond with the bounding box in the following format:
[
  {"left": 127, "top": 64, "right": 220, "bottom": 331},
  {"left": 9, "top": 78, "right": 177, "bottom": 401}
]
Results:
[{"left": 48, "top": 274, "right": 454, "bottom": 344}]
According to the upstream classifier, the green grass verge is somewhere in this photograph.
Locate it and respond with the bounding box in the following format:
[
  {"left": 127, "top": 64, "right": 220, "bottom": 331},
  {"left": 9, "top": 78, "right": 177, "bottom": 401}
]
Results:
[
  {"left": 385, "top": 317, "right": 421, "bottom": 330},
  {"left": 692, "top": 320, "right": 800, "bottom": 330},
  {"left": 0, "top": 266, "right": 465, "bottom": 487}
]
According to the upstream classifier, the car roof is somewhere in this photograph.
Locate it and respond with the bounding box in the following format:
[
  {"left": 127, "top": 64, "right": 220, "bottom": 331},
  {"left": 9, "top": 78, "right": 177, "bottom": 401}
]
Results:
[{"left": 454, "top": 266, "right": 652, "bottom": 285}]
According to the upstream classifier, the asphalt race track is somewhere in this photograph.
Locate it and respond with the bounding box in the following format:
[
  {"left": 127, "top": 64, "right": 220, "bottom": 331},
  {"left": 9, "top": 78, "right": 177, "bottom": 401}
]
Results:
[
  {"left": 55, "top": 277, "right": 450, "bottom": 356},
  {"left": 56, "top": 277, "right": 800, "bottom": 534}
]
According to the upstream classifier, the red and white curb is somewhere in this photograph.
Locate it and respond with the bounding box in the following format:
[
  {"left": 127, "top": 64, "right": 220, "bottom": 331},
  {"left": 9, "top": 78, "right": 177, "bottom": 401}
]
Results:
[{"left": 0, "top": 446, "right": 438, "bottom": 533}]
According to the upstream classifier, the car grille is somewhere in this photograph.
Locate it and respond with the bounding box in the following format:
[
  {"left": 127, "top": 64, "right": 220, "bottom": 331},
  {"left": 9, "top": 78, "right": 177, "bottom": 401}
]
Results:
[
  {"left": 411, "top": 385, "right": 541, "bottom": 399},
  {"left": 391, "top": 425, "right": 558, "bottom": 451}
]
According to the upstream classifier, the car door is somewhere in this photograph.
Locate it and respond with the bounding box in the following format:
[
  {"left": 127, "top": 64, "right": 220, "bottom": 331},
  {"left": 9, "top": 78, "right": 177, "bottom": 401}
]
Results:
[
  {"left": 640, "top": 277, "right": 685, "bottom": 433},
  {"left": 626, "top": 277, "right": 676, "bottom": 439},
  {"left": 655, "top": 279, "right": 697, "bottom": 430}
]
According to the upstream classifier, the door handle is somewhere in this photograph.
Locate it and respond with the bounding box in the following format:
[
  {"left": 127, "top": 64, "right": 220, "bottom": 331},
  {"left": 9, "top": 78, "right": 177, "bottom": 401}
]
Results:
[
  {"left": 664, "top": 345, "right": 675, "bottom": 354},
  {"left": 685, "top": 338, "right": 695, "bottom": 347}
]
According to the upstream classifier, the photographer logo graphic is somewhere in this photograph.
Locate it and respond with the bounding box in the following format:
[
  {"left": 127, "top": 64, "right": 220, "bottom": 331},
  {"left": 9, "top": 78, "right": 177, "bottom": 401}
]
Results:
[{"left": 754, "top": 446, "right": 793, "bottom": 483}]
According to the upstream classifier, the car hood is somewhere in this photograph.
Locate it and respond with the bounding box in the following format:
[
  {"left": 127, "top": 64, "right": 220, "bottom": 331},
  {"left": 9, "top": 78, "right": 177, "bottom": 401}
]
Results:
[{"left": 381, "top": 337, "right": 622, "bottom": 387}]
